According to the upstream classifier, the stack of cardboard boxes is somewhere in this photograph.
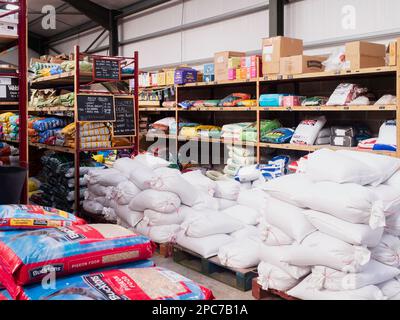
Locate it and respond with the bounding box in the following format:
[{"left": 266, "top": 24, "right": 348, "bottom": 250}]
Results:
[{"left": 213, "top": 51, "right": 262, "bottom": 82}]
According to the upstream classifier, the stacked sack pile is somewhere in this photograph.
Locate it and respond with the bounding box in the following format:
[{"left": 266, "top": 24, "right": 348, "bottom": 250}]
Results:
[
  {"left": 31, "top": 153, "right": 96, "bottom": 212},
  {"left": 58, "top": 122, "right": 112, "bottom": 149},
  {"left": 0, "top": 142, "right": 19, "bottom": 166},
  {"left": 224, "top": 145, "right": 257, "bottom": 178},
  {"left": 83, "top": 153, "right": 264, "bottom": 268},
  {"left": 31, "top": 117, "right": 69, "bottom": 145},
  {"left": 257, "top": 148, "right": 400, "bottom": 300},
  {"left": 0, "top": 112, "right": 19, "bottom": 141},
  {"left": 0, "top": 205, "right": 213, "bottom": 300}
]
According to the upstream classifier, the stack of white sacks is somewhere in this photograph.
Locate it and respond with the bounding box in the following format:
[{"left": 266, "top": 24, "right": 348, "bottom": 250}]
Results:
[
  {"left": 257, "top": 148, "right": 400, "bottom": 300},
  {"left": 82, "top": 154, "right": 261, "bottom": 257}
]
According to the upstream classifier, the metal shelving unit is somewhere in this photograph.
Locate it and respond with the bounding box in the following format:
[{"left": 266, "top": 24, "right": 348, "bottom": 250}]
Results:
[
  {"left": 139, "top": 42, "right": 400, "bottom": 165},
  {"left": 0, "top": 1, "right": 28, "bottom": 202},
  {"left": 29, "top": 46, "right": 139, "bottom": 213}
]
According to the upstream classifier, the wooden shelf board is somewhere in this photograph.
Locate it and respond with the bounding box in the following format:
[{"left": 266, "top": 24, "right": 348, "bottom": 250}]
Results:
[
  {"left": 259, "top": 105, "right": 397, "bottom": 112},
  {"left": 1, "top": 139, "right": 19, "bottom": 144},
  {"left": 259, "top": 143, "right": 396, "bottom": 157},
  {"left": 260, "top": 66, "right": 397, "bottom": 82},
  {"left": 0, "top": 102, "right": 18, "bottom": 105},
  {"left": 30, "top": 71, "right": 93, "bottom": 88},
  {"left": 177, "top": 78, "right": 257, "bottom": 88},
  {"left": 139, "top": 107, "right": 175, "bottom": 112},
  {"left": 81, "top": 146, "right": 135, "bottom": 152},
  {"left": 29, "top": 142, "right": 75, "bottom": 154},
  {"left": 178, "top": 106, "right": 258, "bottom": 112},
  {"left": 28, "top": 106, "right": 74, "bottom": 112}
]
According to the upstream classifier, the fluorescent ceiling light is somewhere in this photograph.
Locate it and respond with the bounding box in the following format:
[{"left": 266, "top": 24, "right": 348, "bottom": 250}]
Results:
[{"left": 5, "top": 4, "right": 19, "bottom": 10}]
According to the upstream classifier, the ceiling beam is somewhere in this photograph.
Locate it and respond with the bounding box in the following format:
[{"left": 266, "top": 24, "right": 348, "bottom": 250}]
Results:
[
  {"left": 47, "top": 0, "right": 172, "bottom": 45},
  {"left": 60, "top": 0, "right": 118, "bottom": 30},
  {"left": 116, "top": 0, "right": 173, "bottom": 19}
]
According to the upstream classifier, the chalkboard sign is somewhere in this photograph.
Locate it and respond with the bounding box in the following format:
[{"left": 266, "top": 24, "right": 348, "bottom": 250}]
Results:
[
  {"left": 113, "top": 96, "right": 136, "bottom": 136},
  {"left": 93, "top": 58, "right": 121, "bottom": 81},
  {"left": 77, "top": 94, "right": 115, "bottom": 122}
]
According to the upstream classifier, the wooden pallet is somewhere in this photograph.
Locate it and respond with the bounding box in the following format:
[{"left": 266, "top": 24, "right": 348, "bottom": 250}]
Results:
[
  {"left": 172, "top": 245, "right": 257, "bottom": 292},
  {"left": 252, "top": 278, "right": 298, "bottom": 300},
  {"left": 154, "top": 242, "right": 173, "bottom": 258}
]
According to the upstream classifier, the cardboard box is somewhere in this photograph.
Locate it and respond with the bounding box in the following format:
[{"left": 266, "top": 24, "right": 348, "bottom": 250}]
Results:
[
  {"left": 214, "top": 51, "right": 245, "bottom": 81},
  {"left": 228, "top": 69, "right": 236, "bottom": 80},
  {"left": 203, "top": 63, "right": 215, "bottom": 75},
  {"left": 174, "top": 68, "right": 197, "bottom": 85},
  {"left": 262, "top": 36, "right": 303, "bottom": 75},
  {"left": 345, "top": 41, "right": 386, "bottom": 70},
  {"left": 157, "top": 72, "right": 166, "bottom": 86},
  {"left": 203, "top": 74, "right": 215, "bottom": 83},
  {"left": 228, "top": 57, "right": 242, "bottom": 69},
  {"left": 388, "top": 41, "right": 397, "bottom": 66},
  {"left": 164, "top": 69, "right": 176, "bottom": 85},
  {"left": 280, "top": 55, "right": 326, "bottom": 75}
]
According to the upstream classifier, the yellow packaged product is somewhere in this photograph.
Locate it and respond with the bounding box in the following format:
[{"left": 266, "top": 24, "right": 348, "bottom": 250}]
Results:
[
  {"left": 81, "top": 141, "right": 112, "bottom": 149},
  {"left": 0, "top": 112, "right": 15, "bottom": 122},
  {"left": 80, "top": 135, "right": 110, "bottom": 143},
  {"left": 179, "top": 126, "right": 199, "bottom": 138},
  {"left": 81, "top": 127, "right": 110, "bottom": 137},
  {"left": 237, "top": 100, "right": 257, "bottom": 107}
]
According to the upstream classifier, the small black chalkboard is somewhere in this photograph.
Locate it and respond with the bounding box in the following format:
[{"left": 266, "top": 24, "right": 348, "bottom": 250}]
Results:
[
  {"left": 113, "top": 96, "right": 136, "bottom": 136},
  {"left": 77, "top": 94, "right": 115, "bottom": 122},
  {"left": 93, "top": 58, "right": 121, "bottom": 81}
]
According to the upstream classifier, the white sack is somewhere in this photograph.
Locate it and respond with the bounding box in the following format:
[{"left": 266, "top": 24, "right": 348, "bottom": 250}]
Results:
[
  {"left": 129, "top": 189, "right": 181, "bottom": 213},
  {"left": 182, "top": 170, "right": 217, "bottom": 196},
  {"left": 143, "top": 207, "right": 188, "bottom": 226},
  {"left": 87, "top": 183, "right": 112, "bottom": 197},
  {"left": 150, "top": 168, "right": 199, "bottom": 206},
  {"left": 128, "top": 163, "right": 155, "bottom": 190},
  {"left": 283, "top": 232, "right": 371, "bottom": 273},
  {"left": 262, "top": 174, "right": 312, "bottom": 207},
  {"left": 192, "top": 192, "right": 220, "bottom": 210},
  {"left": 181, "top": 211, "right": 243, "bottom": 238},
  {"left": 237, "top": 189, "right": 269, "bottom": 215},
  {"left": 114, "top": 180, "right": 141, "bottom": 205},
  {"left": 135, "top": 221, "right": 180, "bottom": 243},
  {"left": 379, "top": 279, "right": 400, "bottom": 300},
  {"left": 216, "top": 198, "right": 237, "bottom": 210},
  {"left": 310, "top": 260, "right": 400, "bottom": 291},
  {"left": 264, "top": 197, "right": 316, "bottom": 243},
  {"left": 287, "top": 275, "right": 386, "bottom": 300},
  {"left": 230, "top": 225, "right": 261, "bottom": 240},
  {"left": 305, "top": 210, "right": 383, "bottom": 247},
  {"left": 386, "top": 213, "right": 400, "bottom": 236},
  {"left": 86, "top": 168, "right": 127, "bottom": 187},
  {"left": 386, "top": 170, "right": 400, "bottom": 191},
  {"left": 83, "top": 200, "right": 104, "bottom": 215},
  {"left": 258, "top": 218, "right": 294, "bottom": 246},
  {"left": 258, "top": 244, "right": 311, "bottom": 280},
  {"left": 214, "top": 180, "right": 241, "bottom": 201},
  {"left": 218, "top": 238, "right": 261, "bottom": 269},
  {"left": 306, "top": 149, "right": 380, "bottom": 185},
  {"left": 235, "top": 165, "right": 261, "bottom": 183},
  {"left": 113, "top": 157, "right": 138, "bottom": 177},
  {"left": 338, "top": 150, "right": 400, "bottom": 186},
  {"left": 114, "top": 204, "right": 143, "bottom": 228},
  {"left": 299, "top": 181, "right": 385, "bottom": 229},
  {"left": 176, "top": 231, "right": 234, "bottom": 258},
  {"left": 370, "top": 184, "right": 400, "bottom": 216},
  {"left": 221, "top": 205, "right": 260, "bottom": 226},
  {"left": 134, "top": 153, "right": 170, "bottom": 170},
  {"left": 290, "top": 116, "right": 327, "bottom": 146},
  {"left": 371, "top": 234, "right": 400, "bottom": 267},
  {"left": 257, "top": 262, "right": 300, "bottom": 292},
  {"left": 102, "top": 207, "right": 117, "bottom": 222}
]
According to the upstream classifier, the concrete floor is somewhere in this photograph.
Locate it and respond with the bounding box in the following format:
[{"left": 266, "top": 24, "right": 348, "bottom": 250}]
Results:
[{"left": 153, "top": 254, "right": 254, "bottom": 300}]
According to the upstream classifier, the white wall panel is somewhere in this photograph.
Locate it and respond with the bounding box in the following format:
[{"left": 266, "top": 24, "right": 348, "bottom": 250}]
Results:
[{"left": 49, "top": 0, "right": 400, "bottom": 69}]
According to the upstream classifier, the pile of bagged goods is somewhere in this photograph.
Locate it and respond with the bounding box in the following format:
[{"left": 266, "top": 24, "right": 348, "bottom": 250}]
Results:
[
  {"left": 0, "top": 205, "right": 214, "bottom": 300},
  {"left": 81, "top": 151, "right": 400, "bottom": 300}
]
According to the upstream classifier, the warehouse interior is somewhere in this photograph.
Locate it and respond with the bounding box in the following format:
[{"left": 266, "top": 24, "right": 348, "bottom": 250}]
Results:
[{"left": 0, "top": 0, "right": 399, "bottom": 302}]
